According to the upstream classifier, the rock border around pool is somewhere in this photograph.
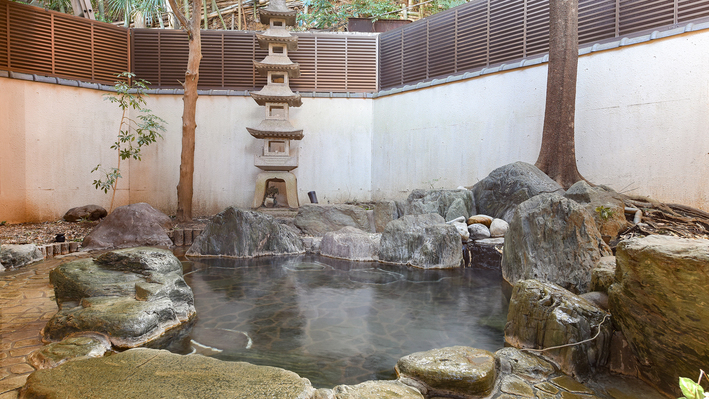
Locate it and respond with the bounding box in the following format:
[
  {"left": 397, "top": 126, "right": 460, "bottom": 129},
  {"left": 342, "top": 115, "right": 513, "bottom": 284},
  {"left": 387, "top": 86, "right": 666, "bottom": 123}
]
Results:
[{"left": 20, "top": 345, "right": 624, "bottom": 399}]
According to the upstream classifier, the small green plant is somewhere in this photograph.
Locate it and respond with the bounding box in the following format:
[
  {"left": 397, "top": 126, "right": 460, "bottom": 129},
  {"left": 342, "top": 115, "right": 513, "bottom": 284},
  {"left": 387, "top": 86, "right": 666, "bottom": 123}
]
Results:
[
  {"left": 93, "top": 72, "right": 166, "bottom": 212},
  {"left": 595, "top": 205, "right": 614, "bottom": 221},
  {"left": 422, "top": 178, "right": 441, "bottom": 190},
  {"left": 678, "top": 370, "right": 707, "bottom": 399},
  {"left": 0, "top": 221, "right": 6, "bottom": 226}
]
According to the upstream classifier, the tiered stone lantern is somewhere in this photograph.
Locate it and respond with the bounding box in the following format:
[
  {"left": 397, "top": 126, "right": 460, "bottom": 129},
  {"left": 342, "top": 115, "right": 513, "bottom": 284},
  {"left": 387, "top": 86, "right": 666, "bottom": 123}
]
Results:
[{"left": 247, "top": 0, "right": 302, "bottom": 209}]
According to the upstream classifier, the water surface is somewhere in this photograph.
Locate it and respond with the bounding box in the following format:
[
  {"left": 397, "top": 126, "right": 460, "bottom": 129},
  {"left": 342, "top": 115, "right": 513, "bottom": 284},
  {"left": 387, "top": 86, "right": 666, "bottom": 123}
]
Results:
[{"left": 172, "top": 255, "right": 508, "bottom": 388}]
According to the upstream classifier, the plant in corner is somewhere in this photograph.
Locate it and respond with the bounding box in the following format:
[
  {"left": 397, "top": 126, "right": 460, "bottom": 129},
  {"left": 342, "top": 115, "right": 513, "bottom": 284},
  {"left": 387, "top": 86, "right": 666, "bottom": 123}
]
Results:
[
  {"left": 678, "top": 370, "right": 708, "bottom": 399},
  {"left": 92, "top": 72, "right": 166, "bottom": 213}
]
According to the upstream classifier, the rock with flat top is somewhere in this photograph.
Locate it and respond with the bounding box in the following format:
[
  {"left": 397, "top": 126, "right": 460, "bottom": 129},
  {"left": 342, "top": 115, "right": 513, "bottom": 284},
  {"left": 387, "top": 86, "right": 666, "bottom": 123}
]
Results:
[
  {"left": 20, "top": 348, "right": 315, "bottom": 399},
  {"left": 396, "top": 346, "right": 495, "bottom": 398},
  {"left": 379, "top": 214, "right": 462, "bottom": 269},
  {"left": 28, "top": 334, "right": 111, "bottom": 370},
  {"left": 320, "top": 226, "right": 380, "bottom": 261},
  {"left": 43, "top": 247, "right": 195, "bottom": 349},
  {"left": 608, "top": 236, "right": 709, "bottom": 396},
  {"left": 330, "top": 380, "right": 424, "bottom": 399}
]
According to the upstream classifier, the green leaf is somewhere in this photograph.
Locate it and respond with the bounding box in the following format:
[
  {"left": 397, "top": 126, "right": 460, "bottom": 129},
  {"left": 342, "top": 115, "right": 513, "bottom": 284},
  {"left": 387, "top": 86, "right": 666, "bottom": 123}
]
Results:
[{"left": 680, "top": 377, "right": 704, "bottom": 399}]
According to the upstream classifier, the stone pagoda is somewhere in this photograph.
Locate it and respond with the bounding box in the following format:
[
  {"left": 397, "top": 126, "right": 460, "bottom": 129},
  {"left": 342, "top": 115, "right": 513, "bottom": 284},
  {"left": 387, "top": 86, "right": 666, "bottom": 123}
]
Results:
[{"left": 247, "top": 0, "right": 302, "bottom": 209}]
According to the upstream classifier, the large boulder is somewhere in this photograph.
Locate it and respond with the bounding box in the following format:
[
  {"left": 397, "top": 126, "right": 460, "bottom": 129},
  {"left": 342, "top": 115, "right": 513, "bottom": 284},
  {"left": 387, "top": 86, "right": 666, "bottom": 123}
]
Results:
[
  {"left": 471, "top": 162, "right": 563, "bottom": 222},
  {"left": 502, "top": 193, "right": 611, "bottom": 294},
  {"left": 504, "top": 279, "right": 612, "bottom": 380},
  {"left": 395, "top": 346, "right": 495, "bottom": 398},
  {"left": 320, "top": 227, "right": 380, "bottom": 261},
  {"left": 20, "top": 348, "right": 315, "bottom": 399},
  {"left": 396, "top": 189, "right": 475, "bottom": 221},
  {"left": 0, "top": 244, "right": 43, "bottom": 270},
  {"left": 43, "top": 247, "right": 195, "bottom": 349},
  {"left": 81, "top": 203, "right": 173, "bottom": 251},
  {"left": 564, "top": 181, "right": 628, "bottom": 240},
  {"left": 294, "top": 204, "right": 373, "bottom": 236},
  {"left": 608, "top": 236, "right": 709, "bottom": 396},
  {"left": 63, "top": 205, "right": 107, "bottom": 222},
  {"left": 187, "top": 207, "right": 304, "bottom": 257},
  {"left": 378, "top": 214, "right": 462, "bottom": 269}
]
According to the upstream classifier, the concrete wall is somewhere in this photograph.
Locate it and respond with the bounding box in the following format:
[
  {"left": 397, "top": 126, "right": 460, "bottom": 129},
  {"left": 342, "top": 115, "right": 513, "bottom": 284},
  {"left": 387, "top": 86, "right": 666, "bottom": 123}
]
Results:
[
  {"left": 371, "top": 30, "right": 709, "bottom": 210},
  {"left": 0, "top": 80, "right": 373, "bottom": 222},
  {"left": 2, "top": 28, "right": 708, "bottom": 222}
]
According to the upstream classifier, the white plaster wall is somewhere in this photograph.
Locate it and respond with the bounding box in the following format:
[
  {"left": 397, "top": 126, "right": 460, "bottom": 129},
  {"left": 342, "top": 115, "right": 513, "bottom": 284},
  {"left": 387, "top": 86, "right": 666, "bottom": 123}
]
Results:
[
  {"left": 0, "top": 79, "right": 373, "bottom": 222},
  {"left": 371, "top": 65, "right": 546, "bottom": 200},
  {"left": 0, "top": 79, "right": 123, "bottom": 222},
  {"left": 3, "top": 28, "right": 709, "bottom": 222},
  {"left": 371, "top": 30, "right": 709, "bottom": 210}
]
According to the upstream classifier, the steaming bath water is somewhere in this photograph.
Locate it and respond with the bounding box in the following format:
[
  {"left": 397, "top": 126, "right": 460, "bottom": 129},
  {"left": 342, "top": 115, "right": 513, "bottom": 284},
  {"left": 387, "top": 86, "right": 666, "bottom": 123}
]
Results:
[{"left": 168, "top": 255, "right": 508, "bottom": 388}]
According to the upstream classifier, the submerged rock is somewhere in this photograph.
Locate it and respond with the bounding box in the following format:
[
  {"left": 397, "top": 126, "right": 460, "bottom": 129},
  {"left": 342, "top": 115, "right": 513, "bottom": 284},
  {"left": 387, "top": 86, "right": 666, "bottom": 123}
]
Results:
[
  {"left": 0, "top": 244, "right": 43, "bottom": 270},
  {"left": 609, "top": 236, "right": 709, "bottom": 396},
  {"left": 396, "top": 346, "right": 495, "bottom": 398},
  {"left": 320, "top": 226, "right": 380, "bottom": 261},
  {"left": 378, "top": 214, "right": 462, "bottom": 269},
  {"left": 43, "top": 247, "right": 195, "bottom": 349},
  {"left": 502, "top": 193, "right": 611, "bottom": 294},
  {"left": 187, "top": 207, "right": 304, "bottom": 258},
  {"left": 294, "top": 204, "right": 373, "bottom": 236},
  {"left": 504, "top": 279, "right": 612, "bottom": 380},
  {"left": 472, "top": 162, "right": 563, "bottom": 222},
  {"left": 81, "top": 203, "right": 173, "bottom": 251},
  {"left": 21, "top": 348, "right": 315, "bottom": 399}
]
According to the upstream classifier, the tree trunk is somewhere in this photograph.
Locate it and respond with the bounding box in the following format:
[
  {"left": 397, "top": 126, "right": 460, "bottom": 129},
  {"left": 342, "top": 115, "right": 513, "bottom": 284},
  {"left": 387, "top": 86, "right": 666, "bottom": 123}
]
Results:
[
  {"left": 535, "top": 0, "right": 585, "bottom": 189},
  {"left": 168, "top": 0, "right": 202, "bottom": 222}
]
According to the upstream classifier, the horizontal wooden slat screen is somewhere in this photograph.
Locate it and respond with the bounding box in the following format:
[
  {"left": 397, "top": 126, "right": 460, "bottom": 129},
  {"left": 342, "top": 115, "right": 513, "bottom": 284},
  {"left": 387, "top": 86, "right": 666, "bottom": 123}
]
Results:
[
  {"left": 380, "top": 0, "right": 709, "bottom": 90},
  {"left": 0, "top": 0, "right": 128, "bottom": 84},
  {"left": 132, "top": 30, "right": 378, "bottom": 92}
]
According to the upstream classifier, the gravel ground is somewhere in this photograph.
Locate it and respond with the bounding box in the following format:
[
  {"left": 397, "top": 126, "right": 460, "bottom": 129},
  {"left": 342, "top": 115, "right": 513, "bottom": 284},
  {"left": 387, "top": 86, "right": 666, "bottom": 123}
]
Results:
[{"left": 0, "top": 220, "right": 99, "bottom": 245}]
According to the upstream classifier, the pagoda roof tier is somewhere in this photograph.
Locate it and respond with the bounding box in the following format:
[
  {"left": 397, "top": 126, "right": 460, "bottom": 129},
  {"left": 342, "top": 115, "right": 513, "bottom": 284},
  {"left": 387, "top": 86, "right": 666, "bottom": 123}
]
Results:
[
  {"left": 253, "top": 58, "right": 300, "bottom": 78},
  {"left": 259, "top": 9, "right": 297, "bottom": 26},
  {"left": 256, "top": 32, "right": 298, "bottom": 51},
  {"left": 247, "top": 120, "right": 304, "bottom": 140},
  {"left": 251, "top": 88, "right": 302, "bottom": 107}
]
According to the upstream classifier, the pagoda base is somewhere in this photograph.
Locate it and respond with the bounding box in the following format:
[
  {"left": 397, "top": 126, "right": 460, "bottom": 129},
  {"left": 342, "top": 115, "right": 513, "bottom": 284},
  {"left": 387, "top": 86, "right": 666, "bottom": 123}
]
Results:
[{"left": 253, "top": 171, "right": 299, "bottom": 209}]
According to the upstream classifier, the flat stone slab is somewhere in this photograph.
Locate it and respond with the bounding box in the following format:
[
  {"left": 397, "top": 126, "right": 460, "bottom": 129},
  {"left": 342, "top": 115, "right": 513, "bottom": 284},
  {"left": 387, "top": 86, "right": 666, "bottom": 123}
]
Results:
[
  {"left": 20, "top": 348, "right": 315, "bottom": 399},
  {"left": 28, "top": 335, "right": 111, "bottom": 370},
  {"left": 330, "top": 380, "right": 424, "bottom": 399},
  {"left": 395, "top": 346, "right": 495, "bottom": 397}
]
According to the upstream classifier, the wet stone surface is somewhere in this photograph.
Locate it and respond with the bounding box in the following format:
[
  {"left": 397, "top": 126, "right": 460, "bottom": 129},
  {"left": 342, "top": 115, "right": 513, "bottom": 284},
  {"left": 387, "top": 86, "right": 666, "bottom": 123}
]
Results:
[{"left": 168, "top": 254, "right": 508, "bottom": 388}]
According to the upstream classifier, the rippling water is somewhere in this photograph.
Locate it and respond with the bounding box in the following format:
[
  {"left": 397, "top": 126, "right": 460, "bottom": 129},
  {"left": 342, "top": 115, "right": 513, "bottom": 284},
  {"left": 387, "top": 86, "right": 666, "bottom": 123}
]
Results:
[{"left": 167, "top": 255, "right": 508, "bottom": 388}]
